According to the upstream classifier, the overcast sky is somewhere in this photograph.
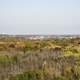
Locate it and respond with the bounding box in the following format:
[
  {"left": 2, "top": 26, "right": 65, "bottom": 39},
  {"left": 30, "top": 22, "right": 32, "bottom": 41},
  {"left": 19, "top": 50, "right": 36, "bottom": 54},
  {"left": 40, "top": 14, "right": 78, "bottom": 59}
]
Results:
[{"left": 0, "top": 0, "right": 80, "bottom": 35}]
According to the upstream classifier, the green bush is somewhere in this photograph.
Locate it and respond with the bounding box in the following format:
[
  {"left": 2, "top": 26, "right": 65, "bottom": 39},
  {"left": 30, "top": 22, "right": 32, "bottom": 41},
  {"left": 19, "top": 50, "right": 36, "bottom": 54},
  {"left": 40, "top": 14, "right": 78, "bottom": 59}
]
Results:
[{"left": 53, "top": 76, "right": 66, "bottom": 80}]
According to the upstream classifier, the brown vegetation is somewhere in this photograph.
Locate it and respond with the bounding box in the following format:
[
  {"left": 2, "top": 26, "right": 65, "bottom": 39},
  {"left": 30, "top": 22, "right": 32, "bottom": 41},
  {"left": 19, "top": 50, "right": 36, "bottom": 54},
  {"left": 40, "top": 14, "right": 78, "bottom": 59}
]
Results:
[{"left": 0, "top": 36, "right": 80, "bottom": 80}]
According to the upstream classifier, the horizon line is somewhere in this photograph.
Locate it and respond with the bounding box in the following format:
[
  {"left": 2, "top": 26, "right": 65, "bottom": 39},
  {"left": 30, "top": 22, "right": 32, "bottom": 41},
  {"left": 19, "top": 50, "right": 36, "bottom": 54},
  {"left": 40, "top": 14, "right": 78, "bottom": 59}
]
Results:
[{"left": 0, "top": 33, "right": 80, "bottom": 36}]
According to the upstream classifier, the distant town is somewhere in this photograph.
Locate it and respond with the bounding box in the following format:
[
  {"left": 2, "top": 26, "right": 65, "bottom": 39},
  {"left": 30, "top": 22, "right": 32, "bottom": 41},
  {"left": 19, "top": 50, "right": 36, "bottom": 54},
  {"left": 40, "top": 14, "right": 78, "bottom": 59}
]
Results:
[{"left": 0, "top": 34, "right": 80, "bottom": 39}]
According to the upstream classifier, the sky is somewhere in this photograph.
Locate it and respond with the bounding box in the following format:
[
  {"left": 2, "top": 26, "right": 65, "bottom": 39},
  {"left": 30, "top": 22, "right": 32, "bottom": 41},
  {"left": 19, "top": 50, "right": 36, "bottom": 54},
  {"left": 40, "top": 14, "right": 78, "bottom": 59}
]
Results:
[{"left": 0, "top": 0, "right": 80, "bottom": 35}]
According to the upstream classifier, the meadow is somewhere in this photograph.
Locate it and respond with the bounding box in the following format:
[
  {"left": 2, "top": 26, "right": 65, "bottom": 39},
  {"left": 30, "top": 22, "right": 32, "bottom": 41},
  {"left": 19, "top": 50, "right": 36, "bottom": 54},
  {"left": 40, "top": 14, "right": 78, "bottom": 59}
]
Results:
[{"left": 0, "top": 35, "right": 80, "bottom": 80}]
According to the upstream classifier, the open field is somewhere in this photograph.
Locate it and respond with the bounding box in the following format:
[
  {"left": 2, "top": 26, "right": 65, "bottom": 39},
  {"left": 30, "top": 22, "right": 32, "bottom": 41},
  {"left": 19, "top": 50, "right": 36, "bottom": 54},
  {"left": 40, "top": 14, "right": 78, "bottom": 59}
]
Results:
[{"left": 0, "top": 35, "right": 80, "bottom": 80}]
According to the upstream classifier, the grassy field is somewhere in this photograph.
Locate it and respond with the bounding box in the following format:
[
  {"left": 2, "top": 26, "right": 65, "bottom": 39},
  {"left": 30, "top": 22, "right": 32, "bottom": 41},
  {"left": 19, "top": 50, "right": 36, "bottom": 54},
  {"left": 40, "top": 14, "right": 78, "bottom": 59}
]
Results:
[{"left": 0, "top": 36, "right": 80, "bottom": 80}]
